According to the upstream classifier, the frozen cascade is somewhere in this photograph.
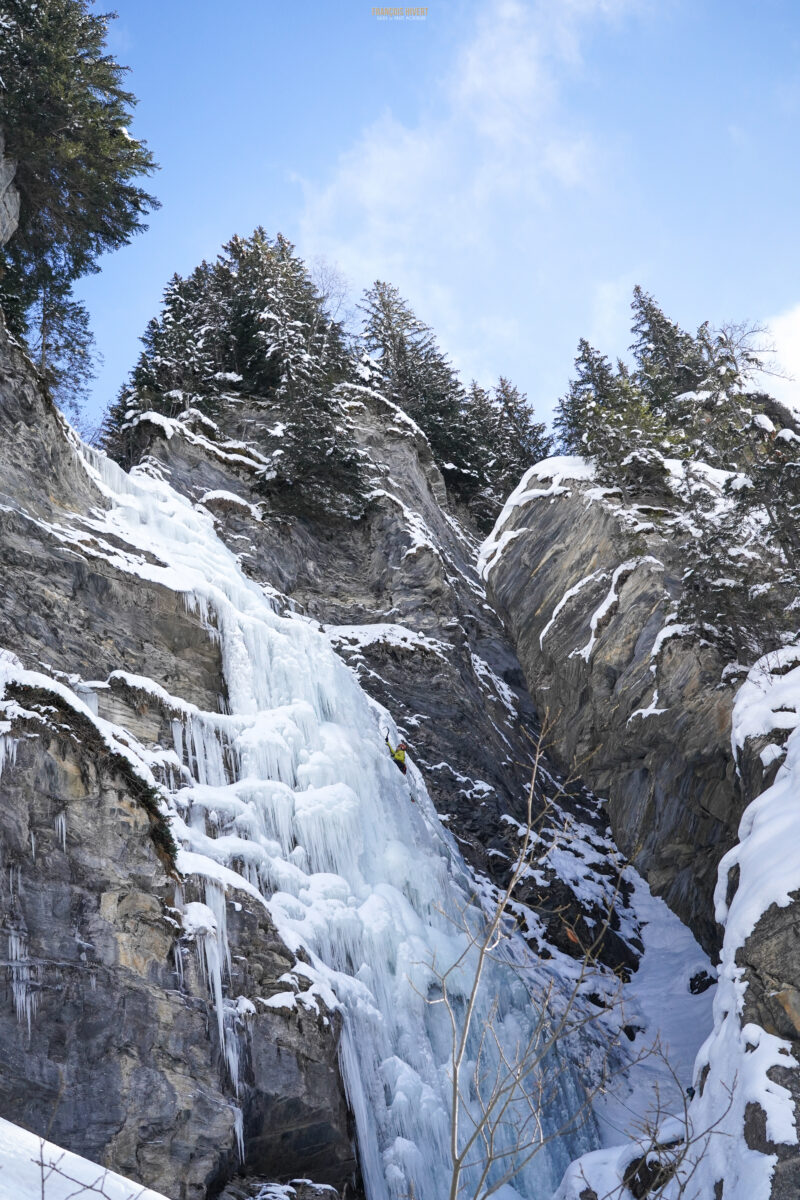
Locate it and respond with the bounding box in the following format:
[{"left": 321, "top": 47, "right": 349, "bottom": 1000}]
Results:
[{"left": 66, "top": 446, "right": 598, "bottom": 1199}]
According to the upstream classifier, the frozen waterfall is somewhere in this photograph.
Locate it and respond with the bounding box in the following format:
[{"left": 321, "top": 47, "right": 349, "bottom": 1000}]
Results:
[{"left": 70, "top": 447, "right": 598, "bottom": 1200}]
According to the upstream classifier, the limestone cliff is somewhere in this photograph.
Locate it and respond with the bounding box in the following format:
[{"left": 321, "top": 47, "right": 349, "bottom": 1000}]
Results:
[
  {"left": 0, "top": 322, "right": 357, "bottom": 1199},
  {"left": 481, "top": 456, "right": 800, "bottom": 1198},
  {"left": 0, "top": 327, "right": 654, "bottom": 1199},
  {"left": 480, "top": 457, "right": 741, "bottom": 953}
]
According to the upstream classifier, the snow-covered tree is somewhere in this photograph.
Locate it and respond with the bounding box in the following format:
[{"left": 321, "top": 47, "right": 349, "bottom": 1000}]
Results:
[
  {"left": 103, "top": 230, "right": 369, "bottom": 518},
  {"left": 629, "top": 286, "right": 706, "bottom": 414},
  {"left": 554, "top": 339, "right": 618, "bottom": 455},
  {"left": 555, "top": 288, "right": 800, "bottom": 660},
  {"left": 358, "top": 282, "right": 472, "bottom": 493}
]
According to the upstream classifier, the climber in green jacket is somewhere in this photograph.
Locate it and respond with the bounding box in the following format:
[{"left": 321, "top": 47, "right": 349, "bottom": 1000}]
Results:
[{"left": 385, "top": 733, "right": 408, "bottom": 776}]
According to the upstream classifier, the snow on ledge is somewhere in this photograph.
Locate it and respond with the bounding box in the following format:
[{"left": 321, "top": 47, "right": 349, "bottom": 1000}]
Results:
[
  {"left": 324, "top": 622, "right": 448, "bottom": 659},
  {"left": 199, "top": 489, "right": 262, "bottom": 521},
  {"left": 477, "top": 456, "right": 594, "bottom": 580},
  {"left": 679, "top": 650, "right": 800, "bottom": 1198},
  {"left": 731, "top": 644, "right": 800, "bottom": 754}
]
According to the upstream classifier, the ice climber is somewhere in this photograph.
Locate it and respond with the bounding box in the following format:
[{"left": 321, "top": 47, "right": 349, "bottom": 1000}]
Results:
[{"left": 385, "top": 733, "right": 408, "bottom": 776}]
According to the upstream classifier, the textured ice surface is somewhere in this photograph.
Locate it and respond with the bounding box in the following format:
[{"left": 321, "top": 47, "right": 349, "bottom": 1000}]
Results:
[{"left": 38, "top": 445, "right": 597, "bottom": 1200}]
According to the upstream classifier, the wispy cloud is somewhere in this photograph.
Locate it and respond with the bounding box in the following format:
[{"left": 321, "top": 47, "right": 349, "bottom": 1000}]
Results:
[{"left": 297, "top": 0, "right": 635, "bottom": 383}]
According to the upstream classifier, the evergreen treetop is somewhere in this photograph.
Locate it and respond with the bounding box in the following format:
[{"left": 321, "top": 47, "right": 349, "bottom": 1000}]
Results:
[
  {"left": 105, "top": 238, "right": 554, "bottom": 528},
  {"left": 0, "top": 0, "right": 159, "bottom": 318},
  {"left": 554, "top": 287, "right": 800, "bottom": 661}
]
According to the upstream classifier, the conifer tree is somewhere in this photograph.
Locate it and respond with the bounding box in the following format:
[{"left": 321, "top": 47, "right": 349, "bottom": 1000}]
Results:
[
  {"left": 493, "top": 377, "right": 551, "bottom": 489},
  {"left": 24, "top": 284, "right": 97, "bottom": 425},
  {"left": 0, "top": 0, "right": 158, "bottom": 431},
  {"left": 0, "top": 0, "right": 158, "bottom": 319},
  {"left": 457, "top": 381, "right": 502, "bottom": 526},
  {"left": 103, "top": 230, "right": 369, "bottom": 519},
  {"left": 359, "top": 282, "right": 472, "bottom": 491},
  {"left": 554, "top": 339, "right": 618, "bottom": 454},
  {"left": 555, "top": 287, "right": 798, "bottom": 659},
  {"left": 629, "top": 286, "right": 707, "bottom": 414}
]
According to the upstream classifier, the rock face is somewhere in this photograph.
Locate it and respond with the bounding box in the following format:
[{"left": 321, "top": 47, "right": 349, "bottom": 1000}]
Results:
[
  {"left": 0, "top": 711, "right": 355, "bottom": 1199},
  {"left": 481, "top": 459, "right": 742, "bottom": 953},
  {"left": 0, "top": 321, "right": 358, "bottom": 1199},
  {"left": 739, "top": 895, "right": 800, "bottom": 1200},
  {"left": 0, "top": 321, "right": 650, "bottom": 1199},
  {"left": 482, "top": 459, "right": 800, "bottom": 1197},
  {"left": 122, "top": 392, "right": 541, "bottom": 860},
  {"left": 119, "top": 392, "right": 642, "bottom": 971},
  {"left": 0, "top": 131, "right": 20, "bottom": 246}
]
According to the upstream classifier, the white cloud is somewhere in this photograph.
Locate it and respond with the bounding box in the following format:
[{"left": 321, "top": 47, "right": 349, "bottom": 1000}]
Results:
[
  {"left": 297, "top": 0, "right": 635, "bottom": 382},
  {"left": 764, "top": 303, "right": 800, "bottom": 416}
]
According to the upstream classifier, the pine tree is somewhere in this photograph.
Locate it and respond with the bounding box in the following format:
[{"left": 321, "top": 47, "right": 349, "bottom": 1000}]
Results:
[
  {"left": 257, "top": 385, "right": 369, "bottom": 521},
  {"left": 629, "top": 286, "right": 708, "bottom": 424},
  {"left": 735, "top": 418, "right": 800, "bottom": 576},
  {"left": 555, "top": 289, "right": 799, "bottom": 660},
  {"left": 24, "top": 284, "right": 97, "bottom": 426},
  {"left": 493, "top": 377, "right": 551, "bottom": 491},
  {"left": 0, "top": 0, "right": 157, "bottom": 433},
  {"left": 458, "top": 381, "right": 502, "bottom": 526},
  {"left": 590, "top": 365, "right": 672, "bottom": 496},
  {"left": 103, "top": 230, "right": 369, "bottom": 520},
  {"left": 358, "top": 282, "right": 472, "bottom": 492},
  {"left": 554, "top": 339, "right": 618, "bottom": 454},
  {"left": 0, "top": 0, "right": 158, "bottom": 322}
]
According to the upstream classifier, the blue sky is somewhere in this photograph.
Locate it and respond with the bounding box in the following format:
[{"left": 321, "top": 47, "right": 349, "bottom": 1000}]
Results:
[{"left": 76, "top": 0, "right": 800, "bottom": 426}]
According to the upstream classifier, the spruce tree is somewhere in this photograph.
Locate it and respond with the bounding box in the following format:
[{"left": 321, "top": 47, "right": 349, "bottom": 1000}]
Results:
[
  {"left": 103, "top": 230, "right": 369, "bottom": 520},
  {"left": 554, "top": 288, "right": 800, "bottom": 660},
  {"left": 0, "top": 0, "right": 158, "bottom": 320},
  {"left": 554, "top": 339, "right": 618, "bottom": 454},
  {"left": 493, "top": 376, "right": 551, "bottom": 491},
  {"left": 358, "top": 282, "right": 472, "bottom": 492},
  {"left": 0, "top": 0, "right": 157, "bottom": 432},
  {"left": 629, "top": 286, "right": 706, "bottom": 416},
  {"left": 24, "top": 284, "right": 97, "bottom": 425}
]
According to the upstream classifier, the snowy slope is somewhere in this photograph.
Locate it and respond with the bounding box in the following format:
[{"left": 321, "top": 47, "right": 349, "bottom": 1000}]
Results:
[{"left": 0, "top": 1117, "right": 169, "bottom": 1200}]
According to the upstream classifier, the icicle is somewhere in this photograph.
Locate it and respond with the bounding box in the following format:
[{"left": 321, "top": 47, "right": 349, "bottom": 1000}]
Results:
[
  {"left": 173, "top": 944, "right": 185, "bottom": 990},
  {"left": 54, "top": 812, "right": 67, "bottom": 851},
  {"left": 200, "top": 933, "right": 225, "bottom": 1053},
  {"left": 232, "top": 1105, "right": 244, "bottom": 1162},
  {"left": 7, "top": 932, "right": 37, "bottom": 1034},
  {"left": 0, "top": 734, "right": 17, "bottom": 778},
  {"left": 171, "top": 718, "right": 184, "bottom": 769},
  {"left": 223, "top": 1010, "right": 241, "bottom": 1096},
  {"left": 29, "top": 832, "right": 35, "bottom": 863},
  {"left": 204, "top": 882, "right": 231, "bottom": 978}
]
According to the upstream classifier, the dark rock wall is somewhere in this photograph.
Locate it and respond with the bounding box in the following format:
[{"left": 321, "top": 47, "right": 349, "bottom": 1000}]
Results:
[{"left": 124, "top": 396, "right": 639, "bottom": 966}]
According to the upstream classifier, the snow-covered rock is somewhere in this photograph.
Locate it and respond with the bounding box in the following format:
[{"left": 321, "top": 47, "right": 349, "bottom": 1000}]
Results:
[{"left": 480, "top": 454, "right": 739, "bottom": 952}]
